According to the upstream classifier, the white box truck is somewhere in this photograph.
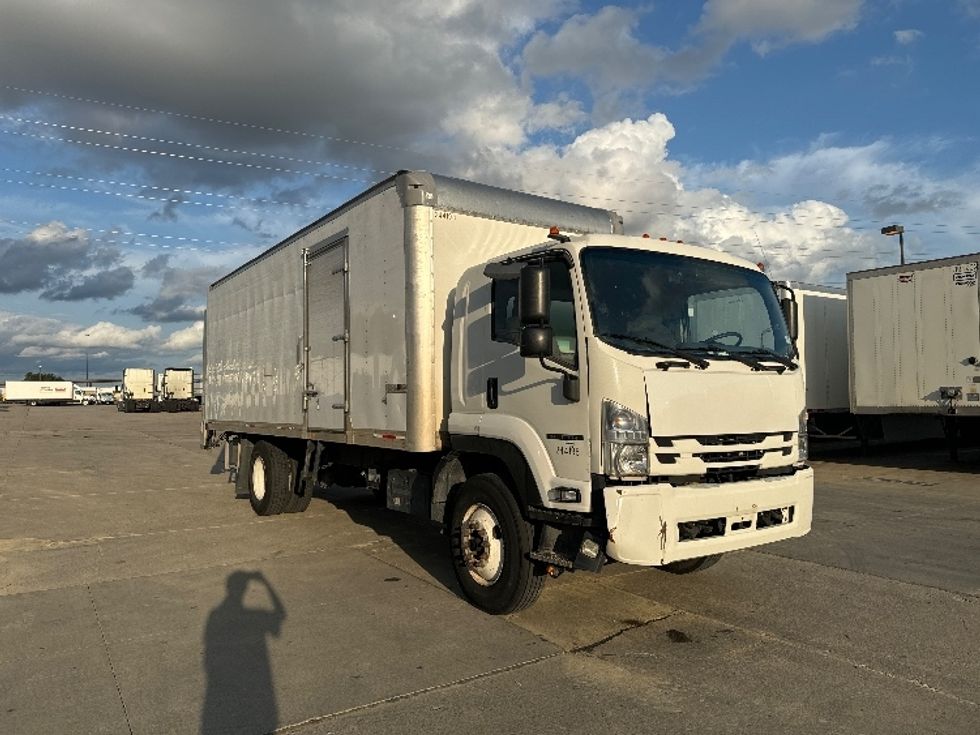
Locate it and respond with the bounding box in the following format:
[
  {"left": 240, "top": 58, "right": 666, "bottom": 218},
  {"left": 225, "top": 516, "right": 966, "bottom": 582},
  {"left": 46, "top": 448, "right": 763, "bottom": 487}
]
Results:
[
  {"left": 4, "top": 380, "right": 76, "bottom": 405},
  {"left": 121, "top": 368, "right": 156, "bottom": 412},
  {"left": 791, "top": 283, "right": 854, "bottom": 439},
  {"left": 848, "top": 253, "right": 980, "bottom": 457},
  {"left": 204, "top": 171, "right": 813, "bottom": 613},
  {"left": 161, "top": 368, "right": 198, "bottom": 412}
]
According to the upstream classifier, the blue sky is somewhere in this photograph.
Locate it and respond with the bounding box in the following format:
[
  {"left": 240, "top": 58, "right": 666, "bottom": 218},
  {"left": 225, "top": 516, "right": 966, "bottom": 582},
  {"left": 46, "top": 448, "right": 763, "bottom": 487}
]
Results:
[{"left": 1, "top": 0, "right": 979, "bottom": 381}]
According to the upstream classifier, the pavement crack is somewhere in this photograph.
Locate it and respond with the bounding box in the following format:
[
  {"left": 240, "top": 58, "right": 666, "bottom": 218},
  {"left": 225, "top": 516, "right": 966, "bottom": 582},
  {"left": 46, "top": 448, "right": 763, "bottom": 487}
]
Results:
[
  {"left": 571, "top": 611, "right": 679, "bottom": 654},
  {"left": 86, "top": 584, "right": 135, "bottom": 735},
  {"left": 272, "top": 652, "right": 562, "bottom": 733}
]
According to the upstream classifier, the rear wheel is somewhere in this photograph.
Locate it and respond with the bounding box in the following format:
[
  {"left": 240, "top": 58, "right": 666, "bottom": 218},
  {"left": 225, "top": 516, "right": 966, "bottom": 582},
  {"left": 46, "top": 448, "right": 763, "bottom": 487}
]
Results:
[
  {"left": 661, "top": 553, "right": 723, "bottom": 574},
  {"left": 248, "top": 440, "right": 298, "bottom": 516},
  {"left": 449, "top": 474, "right": 543, "bottom": 614},
  {"left": 283, "top": 483, "right": 312, "bottom": 513}
]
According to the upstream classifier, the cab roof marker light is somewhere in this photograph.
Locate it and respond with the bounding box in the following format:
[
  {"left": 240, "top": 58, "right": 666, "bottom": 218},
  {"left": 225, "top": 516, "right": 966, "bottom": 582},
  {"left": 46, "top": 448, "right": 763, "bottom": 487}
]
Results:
[{"left": 548, "top": 226, "right": 570, "bottom": 243}]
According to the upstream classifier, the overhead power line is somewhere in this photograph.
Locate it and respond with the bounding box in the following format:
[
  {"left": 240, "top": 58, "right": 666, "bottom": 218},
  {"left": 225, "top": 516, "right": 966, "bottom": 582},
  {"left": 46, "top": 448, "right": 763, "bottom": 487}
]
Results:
[
  {"left": 2, "top": 84, "right": 409, "bottom": 152},
  {"left": 0, "top": 113, "right": 389, "bottom": 176},
  {"left": 0, "top": 127, "right": 375, "bottom": 184},
  {"left": 0, "top": 167, "right": 323, "bottom": 209}
]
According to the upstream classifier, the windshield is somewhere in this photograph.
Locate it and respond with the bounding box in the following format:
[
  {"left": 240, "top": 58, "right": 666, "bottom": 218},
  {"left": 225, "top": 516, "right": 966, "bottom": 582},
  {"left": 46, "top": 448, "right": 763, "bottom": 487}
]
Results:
[{"left": 581, "top": 247, "right": 793, "bottom": 359}]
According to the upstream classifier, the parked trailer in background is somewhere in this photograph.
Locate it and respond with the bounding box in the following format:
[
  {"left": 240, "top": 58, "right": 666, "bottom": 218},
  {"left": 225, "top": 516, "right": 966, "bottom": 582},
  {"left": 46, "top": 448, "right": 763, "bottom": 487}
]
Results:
[
  {"left": 161, "top": 368, "right": 198, "bottom": 412},
  {"left": 848, "top": 253, "right": 980, "bottom": 457},
  {"left": 203, "top": 171, "right": 813, "bottom": 614},
  {"left": 790, "top": 283, "right": 854, "bottom": 439},
  {"left": 4, "top": 380, "right": 76, "bottom": 406},
  {"left": 121, "top": 368, "right": 156, "bottom": 412}
]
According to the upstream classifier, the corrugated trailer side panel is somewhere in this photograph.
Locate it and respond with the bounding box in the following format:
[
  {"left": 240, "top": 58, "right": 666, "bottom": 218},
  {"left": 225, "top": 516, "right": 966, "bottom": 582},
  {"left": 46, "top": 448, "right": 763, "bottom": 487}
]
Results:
[
  {"left": 205, "top": 245, "right": 305, "bottom": 425},
  {"left": 796, "top": 288, "right": 848, "bottom": 412},
  {"left": 206, "top": 184, "right": 408, "bottom": 431},
  {"left": 849, "top": 255, "right": 980, "bottom": 413},
  {"left": 346, "top": 188, "right": 408, "bottom": 435}
]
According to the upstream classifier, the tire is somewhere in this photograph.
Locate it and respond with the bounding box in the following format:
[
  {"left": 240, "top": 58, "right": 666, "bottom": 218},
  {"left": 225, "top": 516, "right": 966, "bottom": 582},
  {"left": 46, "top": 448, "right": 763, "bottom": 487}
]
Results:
[
  {"left": 449, "top": 474, "right": 544, "bottom": 615},
  {"left": 248, "top": 440, "right": 298, "bottom": 516},
  {"left": 661, "top": 553, "right": 723, "bottom": 575},
  {"left": 283, "top": 485, "right": 312, "bottom": 513}
]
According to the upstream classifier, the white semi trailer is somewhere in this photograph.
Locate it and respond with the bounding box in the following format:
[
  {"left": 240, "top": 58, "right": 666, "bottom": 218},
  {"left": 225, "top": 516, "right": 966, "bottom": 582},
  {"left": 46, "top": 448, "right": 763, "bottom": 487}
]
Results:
[
  {"left": 204, "top": 172, "right": 813, "bottom": 614},
  {"left": 4, "top": 380, "right": 75, "bottom": 405},
  {"left": 161, "top": 368, "right": 198, "bottom": 412},
  {"left": 848, "top": 253, "right": 980, "bottom": 457},
  {"left": 121, "top": 368, "right": 156, "bottom": 412}
]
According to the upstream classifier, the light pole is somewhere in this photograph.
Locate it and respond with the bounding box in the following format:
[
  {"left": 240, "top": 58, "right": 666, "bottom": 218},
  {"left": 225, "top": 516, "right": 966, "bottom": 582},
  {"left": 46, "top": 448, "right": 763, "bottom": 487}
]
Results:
[
  {"left": 881, "top": 224, "right": 905, "bottom": 265},
  {"left": 84, "top": 333, "right": 91, "bottom": 385}
]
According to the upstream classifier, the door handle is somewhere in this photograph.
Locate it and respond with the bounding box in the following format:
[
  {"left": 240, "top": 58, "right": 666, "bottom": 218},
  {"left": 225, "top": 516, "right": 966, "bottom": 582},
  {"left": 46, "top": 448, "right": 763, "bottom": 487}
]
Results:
[{"left": 486, "top": 377, "right": 498, "bottom": 409}]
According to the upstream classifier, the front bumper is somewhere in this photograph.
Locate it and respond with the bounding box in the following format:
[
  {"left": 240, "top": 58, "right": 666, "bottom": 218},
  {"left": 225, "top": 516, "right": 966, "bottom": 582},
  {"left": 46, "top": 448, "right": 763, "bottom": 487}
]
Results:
[{"left": 603, "top": 467, "right": 813, "bottom": 565}]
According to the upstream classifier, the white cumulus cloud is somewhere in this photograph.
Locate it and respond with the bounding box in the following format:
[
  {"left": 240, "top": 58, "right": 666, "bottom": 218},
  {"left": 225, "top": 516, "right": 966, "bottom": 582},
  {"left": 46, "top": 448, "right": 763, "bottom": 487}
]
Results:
[{"left": 894, "top": 29, "right": 923, "bottom": 45}]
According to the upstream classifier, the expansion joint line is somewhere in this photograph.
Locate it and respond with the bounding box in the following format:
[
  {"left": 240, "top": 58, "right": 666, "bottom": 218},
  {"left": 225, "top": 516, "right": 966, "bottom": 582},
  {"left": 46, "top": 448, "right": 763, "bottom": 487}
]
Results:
[
  {"left": 273, "top": 651, "right": 561, "bottom": 732},
  {"left": 86, "top": 585, "right": 135, "bottom": 735}
]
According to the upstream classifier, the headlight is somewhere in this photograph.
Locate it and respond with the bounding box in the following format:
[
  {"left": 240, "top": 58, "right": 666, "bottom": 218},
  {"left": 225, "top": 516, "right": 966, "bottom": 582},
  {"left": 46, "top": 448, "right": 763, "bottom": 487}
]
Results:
[
  {"left": 797, "top": 408, "right": 809, "bottom": 463},
  {"left": 603, "top": 400, "right": 649, "bottom": 479}
]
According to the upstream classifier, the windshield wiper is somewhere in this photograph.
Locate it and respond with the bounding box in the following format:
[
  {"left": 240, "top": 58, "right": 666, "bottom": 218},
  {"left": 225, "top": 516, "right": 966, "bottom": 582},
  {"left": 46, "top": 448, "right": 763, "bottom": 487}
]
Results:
[
  {"left": 740, "top": 349, "right": 798, "bottom": 370},
  {"left": 682, "top": 345, "right": 783, "bottom": 373},
  {"left": 601, "top": 333, "right": 709, "bottom": 369},
  {"left": 724, "top": 352, "right": 784, "bottom": 373}
]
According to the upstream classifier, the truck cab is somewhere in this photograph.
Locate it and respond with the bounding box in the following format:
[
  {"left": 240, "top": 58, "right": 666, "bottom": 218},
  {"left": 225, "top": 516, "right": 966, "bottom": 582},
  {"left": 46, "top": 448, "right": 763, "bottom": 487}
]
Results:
[{"left": 445, "top": 232, "right": 812, "bottom": 605}]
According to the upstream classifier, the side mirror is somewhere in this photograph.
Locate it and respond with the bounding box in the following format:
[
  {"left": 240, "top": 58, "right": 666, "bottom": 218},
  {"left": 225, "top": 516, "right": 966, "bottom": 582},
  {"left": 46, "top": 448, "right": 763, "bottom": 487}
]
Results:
[
  {"left": 780, "top": 296, "right": 799, "bottom": 342},
  {"left": 519, "top": 264, "right": 552, "bottom": 358},
  {"left": 519, "top": 264, "right": 550, "bottom": 326}
]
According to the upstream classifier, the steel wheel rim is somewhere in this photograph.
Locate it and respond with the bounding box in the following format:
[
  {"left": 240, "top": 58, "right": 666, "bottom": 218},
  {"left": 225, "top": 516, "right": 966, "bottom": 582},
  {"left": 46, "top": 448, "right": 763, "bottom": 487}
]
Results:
[
  {"left": 460, "top": 502, "right": 504, "bottom": 586},
  {"left": 252, "top": 456, "right": 267, "bottom": 501}
]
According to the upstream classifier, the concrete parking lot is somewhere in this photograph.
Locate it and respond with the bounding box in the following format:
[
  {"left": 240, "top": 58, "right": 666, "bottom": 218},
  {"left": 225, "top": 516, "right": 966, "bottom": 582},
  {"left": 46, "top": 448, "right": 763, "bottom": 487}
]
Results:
[{"left": 1, "top": 404, "right": 977, "bottom": 734}]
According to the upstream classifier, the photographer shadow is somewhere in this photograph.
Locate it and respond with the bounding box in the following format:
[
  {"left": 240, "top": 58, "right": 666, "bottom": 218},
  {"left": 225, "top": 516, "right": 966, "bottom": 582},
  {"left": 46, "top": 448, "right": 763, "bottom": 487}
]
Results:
[{"left": 200, "top": 571, "right": 286, "bottom": 735}]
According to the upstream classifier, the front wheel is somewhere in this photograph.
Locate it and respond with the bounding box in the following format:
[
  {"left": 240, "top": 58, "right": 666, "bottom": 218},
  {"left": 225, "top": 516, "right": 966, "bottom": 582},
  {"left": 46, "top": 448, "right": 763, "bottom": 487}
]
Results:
[{"left": 449, "top": 474, "right": 544, "bottom": 615}]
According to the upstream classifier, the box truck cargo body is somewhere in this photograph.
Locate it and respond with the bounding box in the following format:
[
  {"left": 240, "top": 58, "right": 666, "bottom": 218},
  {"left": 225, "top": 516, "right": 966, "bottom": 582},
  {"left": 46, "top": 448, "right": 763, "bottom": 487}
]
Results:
[
  {"left": 204, "top": 171, "right": 813, "bottom": 613},
  {"left": 848, "top": 253, "right": 980, "bottom": 453},
  {"left": 4, "top": 380, "right": 75, "bottom": 405},
  {"left": 121, "top": 368, "right": 155, "bottom": 412}
]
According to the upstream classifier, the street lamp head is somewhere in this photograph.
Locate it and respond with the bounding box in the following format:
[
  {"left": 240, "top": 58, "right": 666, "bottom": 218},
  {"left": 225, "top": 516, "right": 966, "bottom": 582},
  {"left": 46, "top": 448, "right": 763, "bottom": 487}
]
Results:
[{"left": 880, "top": 224, "right": 904, "bottom": 236}]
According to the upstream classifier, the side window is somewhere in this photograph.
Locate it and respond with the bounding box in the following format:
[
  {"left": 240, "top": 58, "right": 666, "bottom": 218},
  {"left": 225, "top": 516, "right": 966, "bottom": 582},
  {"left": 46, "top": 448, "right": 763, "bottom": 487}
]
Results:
[
  {"left": 549, "top": 262, "right": 578, "bottom": 368},
  {"left": 491, "top": 277, "right": 520, "bottom": 345},
  {"left": 491, "top": 261, "right": 578, "bottom": 368}
]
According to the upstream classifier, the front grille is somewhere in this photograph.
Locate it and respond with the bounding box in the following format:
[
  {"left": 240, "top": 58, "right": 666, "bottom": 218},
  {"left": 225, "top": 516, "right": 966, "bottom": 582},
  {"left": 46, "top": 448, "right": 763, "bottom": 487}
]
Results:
[
  {"left": 704, "top": 466, "right": 759, "bottom": 483},
  {"left": 695, "top": 449, "right": 765, "bottom": 463},
  {"left": 697, "top": 433, "right": 767, "bottom": 446}
]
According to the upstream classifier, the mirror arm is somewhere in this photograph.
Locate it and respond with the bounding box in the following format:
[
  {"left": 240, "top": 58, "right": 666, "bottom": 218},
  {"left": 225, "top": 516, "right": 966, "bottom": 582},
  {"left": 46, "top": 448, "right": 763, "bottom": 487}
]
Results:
[
  {"left": 538, "top": 356, "right": 574, "bottom": 377},
  {"left": 538, "top": 357, "right": 580, "bottom": 403}
]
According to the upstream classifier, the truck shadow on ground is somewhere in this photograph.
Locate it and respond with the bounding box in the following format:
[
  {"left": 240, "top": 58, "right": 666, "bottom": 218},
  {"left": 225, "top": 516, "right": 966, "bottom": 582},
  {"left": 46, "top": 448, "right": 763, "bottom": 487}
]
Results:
[
  {"left": 312, "top": 485, "right": 462, "bottom": 597},
  {"left": 813, "top": 440, "right": 980, "bottom": 472}
]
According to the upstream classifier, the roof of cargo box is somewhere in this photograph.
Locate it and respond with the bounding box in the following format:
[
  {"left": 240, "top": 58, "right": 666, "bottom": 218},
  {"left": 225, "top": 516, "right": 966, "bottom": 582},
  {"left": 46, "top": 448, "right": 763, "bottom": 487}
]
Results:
[
  {"left": 847, "top": 251, "right": 980, "bottom": 280},
  {"left": 789, "top": 281, "right": 846, "bottom": 296},
  {"left": 211, "top": 171, "right": 623, "bottom": 289}
]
